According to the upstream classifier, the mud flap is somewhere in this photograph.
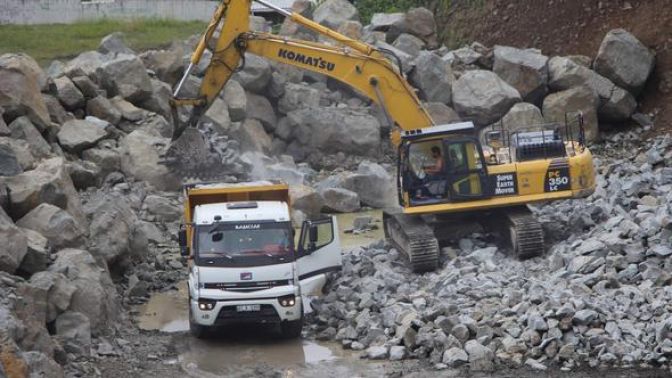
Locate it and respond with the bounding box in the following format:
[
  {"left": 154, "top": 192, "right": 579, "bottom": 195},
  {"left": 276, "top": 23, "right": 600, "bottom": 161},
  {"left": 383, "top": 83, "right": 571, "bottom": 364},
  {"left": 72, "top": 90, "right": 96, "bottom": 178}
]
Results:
[{"left": 296, "top": 217, "right": 342, "bottom": 296}]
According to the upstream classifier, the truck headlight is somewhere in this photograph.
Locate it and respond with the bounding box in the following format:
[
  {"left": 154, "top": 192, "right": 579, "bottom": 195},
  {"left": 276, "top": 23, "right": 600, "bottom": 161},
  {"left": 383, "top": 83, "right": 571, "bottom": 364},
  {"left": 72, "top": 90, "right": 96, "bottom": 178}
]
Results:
[
  {"left": 278, "top": 294, "right": 296, "bottom": 307},
  {"left": 198, "top": 299, "right": 216, "bottom": 311}
]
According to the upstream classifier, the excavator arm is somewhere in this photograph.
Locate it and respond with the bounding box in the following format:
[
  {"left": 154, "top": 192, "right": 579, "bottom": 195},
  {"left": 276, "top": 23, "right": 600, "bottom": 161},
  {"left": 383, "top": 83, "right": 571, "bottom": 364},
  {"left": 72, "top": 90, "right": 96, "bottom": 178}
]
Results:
[{"left": 170, "top": 0, "right": 434, "bottom": 144}]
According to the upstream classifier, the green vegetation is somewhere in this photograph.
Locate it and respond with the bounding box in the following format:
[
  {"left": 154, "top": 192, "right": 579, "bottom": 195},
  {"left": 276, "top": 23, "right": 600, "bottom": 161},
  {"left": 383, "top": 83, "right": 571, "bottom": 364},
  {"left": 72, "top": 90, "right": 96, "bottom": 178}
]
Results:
[{"left": 0, "top": 19, "right": 207, "bottom": 66}]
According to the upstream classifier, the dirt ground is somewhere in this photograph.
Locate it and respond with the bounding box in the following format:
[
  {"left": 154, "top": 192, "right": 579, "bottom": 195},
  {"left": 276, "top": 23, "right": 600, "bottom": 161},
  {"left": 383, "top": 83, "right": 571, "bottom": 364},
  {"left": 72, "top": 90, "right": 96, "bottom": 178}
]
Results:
[{"left": 443, "top": 0, "right": 672, "bottom": 130}]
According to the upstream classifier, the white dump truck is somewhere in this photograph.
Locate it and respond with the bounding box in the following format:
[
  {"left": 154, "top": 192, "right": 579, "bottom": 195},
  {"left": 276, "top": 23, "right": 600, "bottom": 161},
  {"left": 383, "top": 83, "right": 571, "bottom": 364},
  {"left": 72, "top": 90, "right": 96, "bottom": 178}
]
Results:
[{"left": 178, "top": 181, "right": 342, "bottom": 338}]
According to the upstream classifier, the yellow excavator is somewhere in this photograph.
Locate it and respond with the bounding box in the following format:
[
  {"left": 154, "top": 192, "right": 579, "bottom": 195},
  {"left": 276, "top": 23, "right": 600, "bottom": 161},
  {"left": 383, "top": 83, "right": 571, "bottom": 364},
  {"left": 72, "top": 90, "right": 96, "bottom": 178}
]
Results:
[{"left": 167, "top": 0, "right": 596, "bottom": 272}]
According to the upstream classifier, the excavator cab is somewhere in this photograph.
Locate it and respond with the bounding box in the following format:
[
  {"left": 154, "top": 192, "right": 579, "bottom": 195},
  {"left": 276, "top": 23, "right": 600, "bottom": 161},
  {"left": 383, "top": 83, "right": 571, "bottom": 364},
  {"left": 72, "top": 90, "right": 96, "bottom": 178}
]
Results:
[{"left": 399, "top": 122, "right": 490, "bottom": 207}]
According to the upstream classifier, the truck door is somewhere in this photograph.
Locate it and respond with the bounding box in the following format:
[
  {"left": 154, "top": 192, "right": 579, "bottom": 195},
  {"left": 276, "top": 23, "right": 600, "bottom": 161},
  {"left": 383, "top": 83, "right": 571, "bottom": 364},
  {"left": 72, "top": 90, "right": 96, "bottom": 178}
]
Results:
[{"left": 296, "top": 217, "right": 342, "bottom": 295}]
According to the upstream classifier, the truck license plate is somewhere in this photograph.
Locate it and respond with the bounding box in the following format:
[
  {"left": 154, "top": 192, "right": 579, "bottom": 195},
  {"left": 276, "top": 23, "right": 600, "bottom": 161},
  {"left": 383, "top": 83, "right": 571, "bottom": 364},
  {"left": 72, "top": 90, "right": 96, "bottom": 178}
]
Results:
[{"left": 236, "top": 304, "right": 261, "bottom": 312}]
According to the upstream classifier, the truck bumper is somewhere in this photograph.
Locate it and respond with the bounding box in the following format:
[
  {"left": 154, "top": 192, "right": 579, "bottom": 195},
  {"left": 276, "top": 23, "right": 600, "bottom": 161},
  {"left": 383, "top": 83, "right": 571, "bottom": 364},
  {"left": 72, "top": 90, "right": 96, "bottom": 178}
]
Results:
[{"left": 190, "top": 295, "right": 302, "bottom": 327}]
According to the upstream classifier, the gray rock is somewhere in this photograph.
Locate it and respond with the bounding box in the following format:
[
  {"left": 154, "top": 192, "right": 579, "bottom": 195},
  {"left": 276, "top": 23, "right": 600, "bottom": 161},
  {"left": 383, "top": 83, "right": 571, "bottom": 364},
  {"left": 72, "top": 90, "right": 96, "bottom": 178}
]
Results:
[
  {"left": 86, "top": 193, "right": 142, "bottom": 265},
  {"left": 54, "top": 76, "right": 85, "bottom": 110},
  {"left": 278, "top": 83, "right": 320, "bottom": 114},
  {"left": 246, "top": 92, "right": 277, "bottom": 131},
  {"left": 8, "top": 116, "right": 52, "bottom": 159},
  {"left": 525, "top": 358, "right": 547, "bottom": 371},
  {"left": 29, "top": 271, "right": 76, "bottom": 323},
  {"left": 410, "top": 51, "right": 454, "bottom": 104},
  {"left": 442, "top": 347, "right": 469, "bottom": 367},
  {"left": 68, "top": 160, "right": 101, "bottom": 190},
  {"left": 138, "top": 79, "right": 174, "bottom": 122},
  {"left": 451, "top": 323, "right": 470, "bottom": 343},
  {"left": 57, "top": 119, "right": 108, "bottom": 153},
  {"left": 71, "top": 75, "right": 100, "bottom": 99},
  {"left": 453, "top": 70, "right": 521, "bottom": 126},
  {"left": 63, "top": 51, "right": 108, "bottom": 80},
  {"left": 0, "top": 54, "right": 52, "bottom": 130},
  {"left": 389, "top": 345, "right": 406, "bottom": 361},
  {"left": 366, "top": 345, "right": 388, "bottom": 360},
  {"left": 144, "top": 195, "right": 181, "bottom": 222},
  {"left": 501, "top": 102, "right": 545, "bottom": 131},
  {"left": 404, "top": 7, "right": 437, "bottom": 46},
  {"left": 86, "top": 96, "right": 122, "bottom": 125},
  {"left": 0, "top": 157, "right": 87, "bottom": 224},
  {"left": 98, "top": 32, "right": 134, "bottom": 55},
  {"left": 369, "top": 13, "right": 405, "bottom": 32},
  {"left": 139, "top": 46, "right": 184, "bottom": 84},
  {"left": 542, "top": 85, "right": 599, "bottom": 142},
  {"left": 425, "top": 103, "right": 461, "bottom": 124},
  {"left": 599, "top": 86, "right": 637, "bottom": 122},
  {"left": 97, "top": 54, "right": 153, "bottom": 104},
  {"left": 111, "top": 95, "right": 147, "bottom": 122},
  {"left": 573, "top": 309, "right": 598, "bottom": 325},
  {"left": 289, "top": 185, "right": 323, "bottom": 219},
  {"left": 392, "top": 33, "right": 425, "bottom": 57},
  {"left": 0, "top": 207, "right": 27, "bottom": 274},
  {"left": 18, "top": 227, "right": 49, "bottom": 274},
  {"left": 49, "top": 249, "right": 119, "bottom": 332},
  {"left": 202, "top": 97, "right": 231, "bottom": 133},
  {"left": 16, "top": 203, "right": 85, "bottom": 249},
  {"left": 373, "top": 41, "right": 415, "bottom": 74},
  {"left": 55, "top": 311, "right": 91, "bottom": 354},
  {"left": 223, "top": 80, "right": 247, "bottom": 122},
  {"left": 493, "top": 46, "right": 549, "bottom": 103},
  {"left": 464, "top": 340, "right": 494, "bottom": 371},
  {"left": 593, "top": 29, "right": 655, "bottom": 95},
  {"left": 313, "top": 0, "right": 359, "bottom": 29},
  {"left": 286, "top": 107, "right": 380, "bottom": 157},
  {"left": 42, "top": 93, "right": 70, "bottom": 125},
  {"left": 233, "top": 53, "right": 271, "bottom": 93},
  {"left": 119, "top": 130, "right": 179, "bottom": 191},
  {"left": 320, "top": 188, "right": 360, "bottom": 213},
  {"left": 0, "top": 144, "right": 22, "bottom": 176},
  {"left": 22, "top": 351, "right": 64, "bottom": 378},
  {"left": 0, "top": 137, "right": 35, "bottom": 172},
  {"left": 82, "top": 147, "right": 121, "bottom": 176}
]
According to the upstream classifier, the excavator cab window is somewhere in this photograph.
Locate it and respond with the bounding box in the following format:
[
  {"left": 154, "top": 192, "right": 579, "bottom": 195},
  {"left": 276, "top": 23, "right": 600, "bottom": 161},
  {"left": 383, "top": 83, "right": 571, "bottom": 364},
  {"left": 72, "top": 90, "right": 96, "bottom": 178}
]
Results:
[
  {"left": 443, "top": 139, "right": 490, "bottom": 201},
  {"left": 403, "top": 140, "right": 448, "bottom": 205}
]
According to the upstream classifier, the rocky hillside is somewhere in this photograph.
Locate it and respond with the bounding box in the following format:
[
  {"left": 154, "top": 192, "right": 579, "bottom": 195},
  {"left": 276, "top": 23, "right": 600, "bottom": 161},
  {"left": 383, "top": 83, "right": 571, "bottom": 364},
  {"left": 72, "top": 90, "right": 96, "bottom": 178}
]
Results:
[
  {"left": 0, "top": 0, "right": 667, "bottom": 376},
  {"left": 442, "top": 0, "right": 672, "bottom": 129}
]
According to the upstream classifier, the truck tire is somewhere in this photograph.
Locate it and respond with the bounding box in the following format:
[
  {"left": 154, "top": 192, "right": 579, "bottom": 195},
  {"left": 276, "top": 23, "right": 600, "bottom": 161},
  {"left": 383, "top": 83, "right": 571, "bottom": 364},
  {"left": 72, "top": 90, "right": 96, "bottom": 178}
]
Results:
[
  {"left": 280, "top": 317, "right": 303, "bottom": 339},
  {"left": 189, "top": 302, "right": 210, "bottom": 339}
]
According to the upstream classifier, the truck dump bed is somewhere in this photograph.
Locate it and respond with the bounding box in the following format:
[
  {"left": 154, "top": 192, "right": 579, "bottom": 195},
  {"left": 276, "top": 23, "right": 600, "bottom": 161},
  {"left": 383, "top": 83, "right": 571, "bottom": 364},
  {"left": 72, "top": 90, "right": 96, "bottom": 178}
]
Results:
[{"left": 183, "top": 180, "right": 290, "bottom": 224}]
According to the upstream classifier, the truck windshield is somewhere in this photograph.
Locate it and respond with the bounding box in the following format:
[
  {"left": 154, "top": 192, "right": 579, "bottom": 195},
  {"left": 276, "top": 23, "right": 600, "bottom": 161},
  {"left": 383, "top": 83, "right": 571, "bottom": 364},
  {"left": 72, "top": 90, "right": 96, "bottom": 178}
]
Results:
[{"left": 195, "top": 222, "right": 294, "bottom": 265}]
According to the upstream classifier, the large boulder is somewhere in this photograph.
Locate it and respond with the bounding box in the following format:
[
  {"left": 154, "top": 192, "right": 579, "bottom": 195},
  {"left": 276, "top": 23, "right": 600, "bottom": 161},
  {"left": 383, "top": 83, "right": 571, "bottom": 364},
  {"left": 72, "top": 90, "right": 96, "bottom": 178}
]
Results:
[
  {"left": 29, "top": 271, "right": 76, "bottom": 323},
  {"left": 71, "top": 75, "right": 101, "bottom": 99},
  {"left": 593, "top": 29, "right": 655, "bottom": 95},
  {"left": 465, "top": 340, "right": 494, "bottom": 372},
  {"left": 289, "top": 185, "right": 323, "bottom": 219},
  {"left": 82, "top": 146, "right": 121, "bottom": 177},
  {"left": 139, "top": 47, "right": 184, "bottom": 84},
  {"left": 0, "top": 53, "right": 48, "bottom": 92},
  {"left": 21, "top": 351, "right": 63, "bottom": 378},
  {"left": 16, "top": 203, "right": 85, "bottom": 249},
  {"left": 63, "top": 51, "right": 108, "bottom": 80},
  {"left": 452, "top": 70, "right": 521, "bottom": 126},
  {"left": 0, "top": 207, "right": 27, "bottom": 274},
  {"left": 86, "top": 95, "right": 122, "bottom": 125},
  {"left": 392, "top": 33, "right": 425, "bottom": 58},
  {"left": 42, "top": 94, "right": 70, "bottom": 125},
  {"left": 233, "top": 53, "right": 271, "bottom": 94},
  {"left": 542, "top": 85, "right": 599, "bottom": 142},
  {"left": 0, "top": 54, "right": 51, "bottom": 130},
  {"left": 97, "top": 54, "right": 153, "bottom": 104},
  {"left": 232, "top": 119, "right": 272, "bottom": 153},
  {"left": 501, "top": 102, "right": 545, "bottom": 132},
  {"left": 493, "top": 46, "right": 549, "bottom": 104},
  {"left": 85, "top": 192, "right": 142, "bottom": 266},
  {"left": 119, "top": 130, "right": 180, "bottom": 191},
  {"left": 54, "top": 311, "right": 91, "bottom": 355},
  {"left": 548, "top": 57, "right": 636, "bottom": 122},
  {"left": 13, "top": 282, "right": 54, "bottom": 357},
  {"left": 53, "top": 76, "right": 85, "bottom": 110},
  {"left": 57, "top": 119, "right": 108, "bottom": 153},
  {"left": 409, "top": 51, "right": 454, "bottom": 104},
  {"left": 404, "top": 7, "right": 437, "bottom": 47},
  {"left": 98, "top": 32, "right": 134, "bottom": 55},
  {"left": 202, "top": 97, "right": 231, "bottom": 133},
  {"left": 312, "top": 0, "right": 359, "bottom": 29},
  {"left": 138, "top": 79, "right": 173, "bottom": 123},
  {"left": 370, "top": 13, "right": 405, "bottom": 32},
  {"left": 8, "top": 116, "right": 52, "bottom": 159},
  {"left": 0, "top": 144, "right": 22, "bottom": 176},
  {"left": 320, "top": 187, "right": 360, "bottom": 213},
  {"left": 286, "top": 107, "right": 381, "bottom": 157},
  {"left": 222, "top": 80, "right": 247, "bottom": 122},
  {"left": 245, "top": 92, "right": 277, "bottom": 131},
  {"left": 425, "top": 102, "right": 461, "bottom": 124},
  {"left": 18, "top": 228, "right": 50, "bottom": 275},
  {"left": 316, "top": 161, "right": 395, "bottom": 208},
  {"left": 0, "top": 157, "right": 87, "bottom": 224},
  {"left": 278, "top": 83, "right": 320, "bottom": 114},
  {"left": 48, "top": 249, "right": 119, "bottom": 333},
  {"left": 0, "top": 137, "right": 35, "bottom": 172},
  {"left": 374, "top": 41, "right": 415, "bottom": 74}
]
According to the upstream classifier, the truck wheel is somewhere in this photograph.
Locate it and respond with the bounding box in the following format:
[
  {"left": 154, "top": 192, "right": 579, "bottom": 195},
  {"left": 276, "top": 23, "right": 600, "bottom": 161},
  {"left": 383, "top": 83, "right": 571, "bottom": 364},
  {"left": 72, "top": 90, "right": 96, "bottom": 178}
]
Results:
[
  {"left": 189, "top": 302, "right": 209, "bottom": 339},
  {"left": 280, "top": 317, "right": 303, "bottom": 339}
]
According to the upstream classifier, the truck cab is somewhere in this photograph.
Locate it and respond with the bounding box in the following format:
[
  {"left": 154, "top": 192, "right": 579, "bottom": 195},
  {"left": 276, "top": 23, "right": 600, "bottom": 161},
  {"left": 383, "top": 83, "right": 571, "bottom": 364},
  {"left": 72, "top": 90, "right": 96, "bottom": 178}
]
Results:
[{"left": 178, "top": 181, "right": 341, "bottom": 338}]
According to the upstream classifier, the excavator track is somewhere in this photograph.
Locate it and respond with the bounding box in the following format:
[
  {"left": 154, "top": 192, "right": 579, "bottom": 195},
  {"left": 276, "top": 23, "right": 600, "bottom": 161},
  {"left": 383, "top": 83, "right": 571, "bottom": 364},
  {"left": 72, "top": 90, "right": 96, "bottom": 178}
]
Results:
[
  {"left": 383, "top": 211, "right": 439, "bottom": 273},
  {"left": 503, "top": 207, "right": 544, "bottom": 259}
]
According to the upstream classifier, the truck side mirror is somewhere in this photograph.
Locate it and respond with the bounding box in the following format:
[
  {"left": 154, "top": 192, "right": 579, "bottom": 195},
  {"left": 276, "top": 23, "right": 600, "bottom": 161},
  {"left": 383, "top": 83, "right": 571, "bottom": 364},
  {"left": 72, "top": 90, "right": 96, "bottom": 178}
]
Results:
[{"left": 178, "top": 229, "right": 188, "bottom": 257}]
